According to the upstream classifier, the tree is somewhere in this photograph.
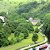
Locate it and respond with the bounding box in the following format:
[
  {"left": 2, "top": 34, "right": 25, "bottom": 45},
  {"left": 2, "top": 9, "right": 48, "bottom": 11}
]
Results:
[
  {"left": 0, "top": 19, "right": 3, "bottom": 30},
  {"left": 14, "top": 31, "right": 20, "bottom": 37},
  {"left": 15, "top": 33, "right": 24, "bottom": 42},
  {"left": 0, "top": 32, "right": 9, "bottom": 47},
  {"left": 24, "top": 33, "right": 29, "bottom": 39},
  {"left": 19, "top": 22, "right": 34, "bottom": 33},
  {"left": 14, "top": 26, "right": 29, "bottom": 39},
  {"left": 3, "top": 24, "right": 11, "bottom": 36},
  {"left": 18, "top": 33, "right": 24, "bottom": 40},
  {"left": 34, "top": 28, "right": 39, "bottom": 33},
  {"left": 32, "top": 33, "right": 38, "bottom": 43},
  {"left": 17, "top": 1, "right": 38, "bottom": 14},
  {"left": 41, "top": 14, "right": 50, "bottom": 41},
  {"left": 0, "top": 12, "right": 6, "bottom": 16}
]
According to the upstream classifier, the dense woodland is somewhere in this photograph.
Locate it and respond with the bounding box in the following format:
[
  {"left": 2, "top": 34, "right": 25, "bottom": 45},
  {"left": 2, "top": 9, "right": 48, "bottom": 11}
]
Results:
[{"left": 0, "top": 0, "right": 50, "bottom": 48}]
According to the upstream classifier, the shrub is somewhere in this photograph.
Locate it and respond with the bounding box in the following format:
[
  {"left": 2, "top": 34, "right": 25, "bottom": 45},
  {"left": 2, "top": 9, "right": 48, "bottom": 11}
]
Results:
[
  {"left": 34, "top": 28, "right": 39, "bottom": 33},
  {"left": 18, "top": 33, "right": 24, "bottom": 40},
  {"left": 24, "top": 33, "right": 29, "bottom": 39},
  {"left": 0, "top": 12, "right": 6, "bottom": 16},
  {"left": 32, "top": 33, "right": 38, "bottom": 43},
  {"left": 0, "top": 32, "right": 9, "bottom": 47}
]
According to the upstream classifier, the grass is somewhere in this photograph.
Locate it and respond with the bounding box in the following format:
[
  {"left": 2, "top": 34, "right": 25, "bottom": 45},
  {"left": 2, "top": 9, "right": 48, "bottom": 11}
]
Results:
[
  {"left": 37, "top": 32, "right": 44, "bottom": 42},
  {"left": 0, "top": 32, "right": 44, "bottom": 50},
  {"left": 33, "top": 26, "right": 39, "bottom": 30}
]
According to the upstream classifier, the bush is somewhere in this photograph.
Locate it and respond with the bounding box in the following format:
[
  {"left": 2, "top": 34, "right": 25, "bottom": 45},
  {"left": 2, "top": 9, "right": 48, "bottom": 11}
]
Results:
[
  {"left": 18, "top": 33, "right": 24, "bottom": 41},
  {"left": 19, "top": 22, "right": 34, "bottom": 33},
  {"left": 34, "top": 28, "right": 39, "bottom": 33},
  {"left": 2, "top": 40, "right": 9, "bottom": 47},
  {"left": 24, "top": 33, "right": 29, "bottom": 39},
  {"left": 0, "top": 32, "right": 9, "bottom": 47},
  {"left": 32, "top": 33, "right": 38, "bottom": 43},
  {"left": 15, "top": 26, "right": 29, "bottom": 39},
  {"left": 0, "top": 12, "right": 6, "bottom": 16}
]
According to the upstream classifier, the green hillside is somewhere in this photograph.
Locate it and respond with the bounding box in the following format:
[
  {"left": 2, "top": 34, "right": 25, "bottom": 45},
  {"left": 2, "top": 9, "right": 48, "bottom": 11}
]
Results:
[
  {"left": 0, "top": 0, "right": 50, "bottom": 20},
  {"left": 0, "top": 0, "right": 50, "bottom": 50}
]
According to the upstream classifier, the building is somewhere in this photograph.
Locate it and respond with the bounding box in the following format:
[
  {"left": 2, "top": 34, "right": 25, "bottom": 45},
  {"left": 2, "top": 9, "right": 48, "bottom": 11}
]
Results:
[
  {"left": 29, "top": 17, "right": 40, "bottom": 25},
  {"left": 31, "top": 20, "right": 40, "bottom": 25}
]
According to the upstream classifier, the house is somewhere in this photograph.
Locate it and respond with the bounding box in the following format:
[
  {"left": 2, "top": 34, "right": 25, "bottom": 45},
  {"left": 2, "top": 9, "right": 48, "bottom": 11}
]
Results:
[
  {"left": 31, "top": 20, "right": 40, "bottom": 25},
  {"left": 29, "top": 17, "right": 40, "bottom": 25}
]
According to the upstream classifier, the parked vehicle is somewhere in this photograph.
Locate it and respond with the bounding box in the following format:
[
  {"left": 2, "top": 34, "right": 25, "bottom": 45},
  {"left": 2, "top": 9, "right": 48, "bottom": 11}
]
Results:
[{"left": 39, "top": 43, "right": 48, "bottom": 50}]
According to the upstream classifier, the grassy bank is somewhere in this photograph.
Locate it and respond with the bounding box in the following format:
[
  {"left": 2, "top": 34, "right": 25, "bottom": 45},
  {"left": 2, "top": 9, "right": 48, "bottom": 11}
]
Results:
[{"left": 0, "top": 32, "right": 44, "bottom": 50}]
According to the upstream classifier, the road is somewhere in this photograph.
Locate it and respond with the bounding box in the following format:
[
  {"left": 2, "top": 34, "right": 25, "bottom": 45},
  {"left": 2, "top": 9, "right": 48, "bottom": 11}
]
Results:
[{"left": 28, "top": 44, "right": 50, "bottom": 50}]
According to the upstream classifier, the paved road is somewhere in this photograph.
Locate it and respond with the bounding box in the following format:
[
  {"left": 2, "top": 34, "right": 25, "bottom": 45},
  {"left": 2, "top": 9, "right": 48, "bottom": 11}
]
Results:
[{"left": 28, "top": 44, "right": 50, "bottom": 50}]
